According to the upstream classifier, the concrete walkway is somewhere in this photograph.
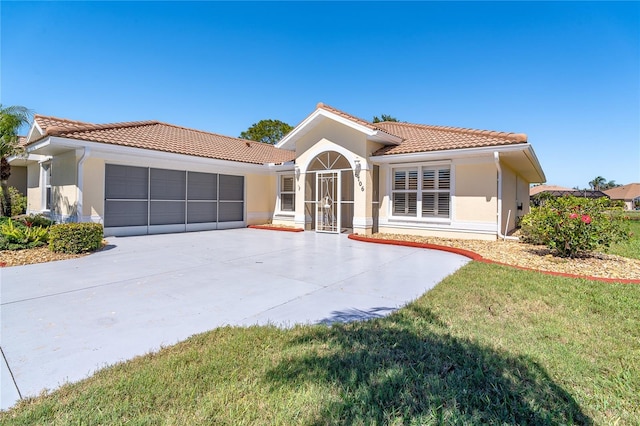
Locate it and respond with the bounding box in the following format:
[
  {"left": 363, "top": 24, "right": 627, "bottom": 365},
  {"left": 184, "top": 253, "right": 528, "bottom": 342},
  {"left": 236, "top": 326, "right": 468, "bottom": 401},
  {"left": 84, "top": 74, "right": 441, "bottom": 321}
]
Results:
[{"left": 0, "top": 228, "right": 470, "bottom": 410}]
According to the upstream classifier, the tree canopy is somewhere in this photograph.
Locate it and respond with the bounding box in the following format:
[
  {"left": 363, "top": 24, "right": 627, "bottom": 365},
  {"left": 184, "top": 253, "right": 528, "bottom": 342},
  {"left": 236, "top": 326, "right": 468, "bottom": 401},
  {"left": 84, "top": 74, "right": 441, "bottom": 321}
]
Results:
[
  {"left": 239, "top": 119, "right": 293, "bottom": 145},
  {"left": 588, "top": 176, "right": 619, "bottom": 191},
  {"left": 372, "top": 114, "right": 399, "bottom": 123}
]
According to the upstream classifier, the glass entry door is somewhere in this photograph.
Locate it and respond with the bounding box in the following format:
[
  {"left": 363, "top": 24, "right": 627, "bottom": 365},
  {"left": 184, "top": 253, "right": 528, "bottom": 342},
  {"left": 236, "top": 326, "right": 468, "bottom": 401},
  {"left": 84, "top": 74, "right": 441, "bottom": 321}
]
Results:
[{"left": 316, "top": 171, "right": 340, "bottom": 233}]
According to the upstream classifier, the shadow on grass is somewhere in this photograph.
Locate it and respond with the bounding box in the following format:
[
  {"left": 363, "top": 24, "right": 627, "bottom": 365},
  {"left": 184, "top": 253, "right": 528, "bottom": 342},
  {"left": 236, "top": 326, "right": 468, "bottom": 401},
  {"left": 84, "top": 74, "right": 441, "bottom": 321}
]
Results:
[{"left": 265, "top": 304, "right": 591, "bottom": 425}]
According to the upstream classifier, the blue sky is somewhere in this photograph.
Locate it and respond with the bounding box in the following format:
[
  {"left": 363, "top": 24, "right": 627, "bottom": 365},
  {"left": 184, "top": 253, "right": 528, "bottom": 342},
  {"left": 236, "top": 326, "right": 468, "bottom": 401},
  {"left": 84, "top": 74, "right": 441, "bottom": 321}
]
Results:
[{"left": 1, "top": 1, "right": 638, "bottom": 188}]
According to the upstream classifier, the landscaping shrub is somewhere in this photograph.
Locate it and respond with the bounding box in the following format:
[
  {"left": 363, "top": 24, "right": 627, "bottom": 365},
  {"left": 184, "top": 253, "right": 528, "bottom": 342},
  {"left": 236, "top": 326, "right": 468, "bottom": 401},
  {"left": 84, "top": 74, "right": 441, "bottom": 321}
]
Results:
[
  {"left": 520, "top": 196, "right": 630, "bottom": 257},
  {"left": 0, "top": 186, "right": 26, "bottom": 216},
  {"left": 0, "top": 218, "right": 49, "bottom": 250},
  {"left": 49, "top": 222, "right": 104, "bottom": 254},
  {"left": 17, "top": 213, "right": 54, "bottom": 228}
]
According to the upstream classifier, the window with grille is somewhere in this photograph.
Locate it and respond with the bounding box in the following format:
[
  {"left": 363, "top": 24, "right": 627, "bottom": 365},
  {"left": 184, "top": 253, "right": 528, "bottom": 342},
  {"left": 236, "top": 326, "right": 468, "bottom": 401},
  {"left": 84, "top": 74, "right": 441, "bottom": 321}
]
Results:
[
  {"left": 280, "top": 175, "right": 295, "bottom": 212},
  {"left": 392, "top": 165, "right": 450, "bottom": 219}
]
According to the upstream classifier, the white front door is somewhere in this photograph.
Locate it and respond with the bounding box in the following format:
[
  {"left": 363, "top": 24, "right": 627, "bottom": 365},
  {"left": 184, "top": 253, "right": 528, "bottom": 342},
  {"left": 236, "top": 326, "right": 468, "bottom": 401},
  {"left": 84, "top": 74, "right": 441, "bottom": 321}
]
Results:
[{"left": 316, "top": 171, "right": 340, "bottom": 233}]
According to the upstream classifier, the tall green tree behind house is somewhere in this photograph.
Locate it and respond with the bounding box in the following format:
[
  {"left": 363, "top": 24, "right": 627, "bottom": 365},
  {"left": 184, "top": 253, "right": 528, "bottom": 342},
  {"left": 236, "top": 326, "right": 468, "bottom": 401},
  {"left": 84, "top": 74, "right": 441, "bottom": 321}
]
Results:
[
  {"left": 589, "top": 176, "right": 620, "bottom": 191},
  {"left": 239, "top": 119, "right": 293, "bottom": 145},
  {"left": 372, "top": 114, "right": 399, "bottom": 123},
  {"left": 0, "top": 105, "right": 32, "bottom": 217}
]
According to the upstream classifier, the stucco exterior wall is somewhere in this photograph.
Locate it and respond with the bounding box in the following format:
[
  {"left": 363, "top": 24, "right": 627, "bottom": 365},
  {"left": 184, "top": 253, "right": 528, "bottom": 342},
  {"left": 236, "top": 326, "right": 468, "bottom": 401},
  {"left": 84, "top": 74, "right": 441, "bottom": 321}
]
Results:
[
  {"left": 455, "top": 162, "right": 497, "bottom": 223},
  {"left": 52, "top": 151, "right": 78, "bottom": 218},
  {"left": 8, "top": 166, "right": 27, "bottom": 195},
  {"left": 295, "top": 120, "right": 369, "bottom": 164},
  {"left": 82, "top": 157, "right": 105, "bottom": 221},
  {"left": 246, "top": 173, "right": 276, "bottom": 225},
  {"left": 26, "top": 163, "right": 41, "bottom": 213}
]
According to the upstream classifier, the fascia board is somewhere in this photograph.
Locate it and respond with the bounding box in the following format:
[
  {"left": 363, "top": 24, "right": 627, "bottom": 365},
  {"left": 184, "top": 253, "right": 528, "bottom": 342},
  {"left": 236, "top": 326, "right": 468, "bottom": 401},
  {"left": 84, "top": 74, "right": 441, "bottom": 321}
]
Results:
[
  {"left": 35, "top": 136, "right": 278, "bottom": 174},
  {"left": 276, "top": 108, "right": 401, "bottom": 149},
  {"left": 26, "top": 121, "right": 44, "bottom": 144},
  {"left": 370, "top": 144, "right": 534, "bottom": 164}
]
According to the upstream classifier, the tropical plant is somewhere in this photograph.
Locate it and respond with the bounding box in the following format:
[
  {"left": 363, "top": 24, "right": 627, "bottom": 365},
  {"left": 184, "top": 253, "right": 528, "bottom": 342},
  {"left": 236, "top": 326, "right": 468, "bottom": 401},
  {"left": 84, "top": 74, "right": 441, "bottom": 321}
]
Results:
[
  {"left": 0, "top": 186, "right": 26, "bottom": 216},
  {"left": 0, "top": 104, "right": 32, "bottom": 216},
  {"left": 588, "top": 176, "right": 619, "bottom": 191},
  {"left": 520, "top": 196, "right": 630, "bottom": 257},
  {"left": 0, "top": 218, "right": 49, "bottom": 250}
]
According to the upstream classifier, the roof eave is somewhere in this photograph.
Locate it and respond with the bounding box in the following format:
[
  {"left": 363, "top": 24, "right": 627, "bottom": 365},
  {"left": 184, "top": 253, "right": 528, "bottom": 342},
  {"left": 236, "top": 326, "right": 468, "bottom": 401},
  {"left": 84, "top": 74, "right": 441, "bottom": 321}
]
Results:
[{"left": 276, "top": 107, "right": 402, "bottom": 150}]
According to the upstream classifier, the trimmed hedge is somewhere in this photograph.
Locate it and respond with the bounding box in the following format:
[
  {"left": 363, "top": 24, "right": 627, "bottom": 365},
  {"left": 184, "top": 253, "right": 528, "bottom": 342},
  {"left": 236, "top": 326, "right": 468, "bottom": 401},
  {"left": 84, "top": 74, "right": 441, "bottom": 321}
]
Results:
[{"left": 49, "top": 223, "right": 104, "bottom": 254}]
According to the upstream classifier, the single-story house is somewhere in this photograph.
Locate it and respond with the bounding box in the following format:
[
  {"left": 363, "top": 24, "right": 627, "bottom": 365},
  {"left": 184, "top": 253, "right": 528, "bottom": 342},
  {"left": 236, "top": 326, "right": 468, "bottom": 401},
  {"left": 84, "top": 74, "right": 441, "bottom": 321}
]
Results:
[
  {"left": 529, "top": 184, "right": 609, "bottom": 206},
  {"left": 604, "top": 183, "right": 640, "bottom": 210},
  {"left": 15, "top": 103, "right": 545, "bottom": 240}
]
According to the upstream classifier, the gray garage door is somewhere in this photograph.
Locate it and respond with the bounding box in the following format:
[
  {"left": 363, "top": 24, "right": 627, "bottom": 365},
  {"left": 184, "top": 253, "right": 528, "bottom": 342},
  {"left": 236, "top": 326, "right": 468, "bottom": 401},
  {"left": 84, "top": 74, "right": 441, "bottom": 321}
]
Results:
[{"left": 104, "top": 165, "right": 244, "bottom": 236}]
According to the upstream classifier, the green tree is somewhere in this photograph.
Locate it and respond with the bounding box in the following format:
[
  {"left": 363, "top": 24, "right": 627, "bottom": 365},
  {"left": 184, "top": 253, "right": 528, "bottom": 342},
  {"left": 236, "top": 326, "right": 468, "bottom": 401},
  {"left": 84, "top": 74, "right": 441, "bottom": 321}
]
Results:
[
  {"left": 239, "top": 119, "right": 293, "bottom": 145},
  {"left": 0, "top": 105, "right": 32, "bottom": 217},
  {"left": 372, "top": 114, "right": 399, "bottom": 123},
  {"left": 589, "top": 176, "right": 606, "bottom": 191}
]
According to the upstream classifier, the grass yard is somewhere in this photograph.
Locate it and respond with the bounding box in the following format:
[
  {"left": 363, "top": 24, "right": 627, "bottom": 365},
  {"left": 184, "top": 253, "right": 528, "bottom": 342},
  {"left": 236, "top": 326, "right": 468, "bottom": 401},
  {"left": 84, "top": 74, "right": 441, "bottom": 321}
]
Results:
[
  {"left": 2, "top": 262, "right": 638, "bottom": 425},
  {"left": 609, "top": 219, "right": 640, "bottom": 260}
]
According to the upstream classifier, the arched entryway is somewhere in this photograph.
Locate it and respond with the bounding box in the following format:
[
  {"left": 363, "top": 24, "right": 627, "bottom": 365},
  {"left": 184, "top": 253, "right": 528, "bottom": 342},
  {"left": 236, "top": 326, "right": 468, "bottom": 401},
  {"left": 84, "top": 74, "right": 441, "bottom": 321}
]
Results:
[{"left": 304, "top": 151, "right": 354, "bottom": 233}]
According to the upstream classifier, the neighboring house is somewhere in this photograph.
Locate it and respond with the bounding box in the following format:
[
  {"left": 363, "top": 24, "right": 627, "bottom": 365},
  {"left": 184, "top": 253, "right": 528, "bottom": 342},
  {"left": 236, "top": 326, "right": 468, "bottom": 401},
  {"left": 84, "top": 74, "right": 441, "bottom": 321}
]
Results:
[
  {"left": 529, "top": 184, "right": 609, "bottom": 205},
  {"left": 16, "top": 103, "right": 546, "bottom": 239},
  {"left": 604, "top": 183, "right": 640, "bottom": 210}
]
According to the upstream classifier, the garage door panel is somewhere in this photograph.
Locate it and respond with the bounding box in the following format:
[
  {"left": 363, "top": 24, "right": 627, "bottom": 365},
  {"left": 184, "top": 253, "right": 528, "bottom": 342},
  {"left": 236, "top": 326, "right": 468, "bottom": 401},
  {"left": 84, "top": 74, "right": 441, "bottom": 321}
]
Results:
[
  {"left": 219, "top": 175, "right": 244, "bottom": 201},
  {"left": 188, "top": 172, "right": 217, "bottom": 200},
  {"left": 219, "top": 202, "right": 243, "bottom": 222},
  {"left": 105, "top": 165, "right": 148, "bottom": 199},
  {"left": 150, "top": 169, "right": 186, "bottom": 201},
  {"left": 105, "top": 166, "right": 245, "bottom": 234},
  {"left": 105, "top": 200, "right": 148, "bottom": 227},
  {"left": 150, "top": 201, "right": 186, "bottom": 225},
  {"left": 187, "top": 201, "right": 217, "bottom": 223}
]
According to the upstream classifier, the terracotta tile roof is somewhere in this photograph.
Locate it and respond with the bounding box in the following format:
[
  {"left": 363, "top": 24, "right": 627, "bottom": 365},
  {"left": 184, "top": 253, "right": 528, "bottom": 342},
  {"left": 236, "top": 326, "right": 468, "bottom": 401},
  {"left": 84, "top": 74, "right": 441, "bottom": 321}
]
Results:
[
  {"left": 604, "top": 183, "right": 640, "bottom": 200},
  {"left": 34, "top": 115, "right": 94, "bottom": 133},
  {"left": 372, "top": 121, "right": 528, "bottom": 155},
  {"left": 31, "top": 116, "right": 295, "bottom": 165},
  {"left": 530, "top": 184, "right": 573, "bottom": 195},
  {"left": 17, "top": 136, "right": 27, "bottom": 147}
]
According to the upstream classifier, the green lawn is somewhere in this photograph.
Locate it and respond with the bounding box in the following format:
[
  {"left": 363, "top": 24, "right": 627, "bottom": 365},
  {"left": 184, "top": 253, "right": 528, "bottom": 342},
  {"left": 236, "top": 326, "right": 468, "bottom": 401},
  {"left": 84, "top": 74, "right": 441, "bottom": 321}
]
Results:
[
  {"left": 609, "top": 219, "right": 640, "bottom": 259},
  {"left": 2, "top": 262, "right": 638, "bottom": 425}
]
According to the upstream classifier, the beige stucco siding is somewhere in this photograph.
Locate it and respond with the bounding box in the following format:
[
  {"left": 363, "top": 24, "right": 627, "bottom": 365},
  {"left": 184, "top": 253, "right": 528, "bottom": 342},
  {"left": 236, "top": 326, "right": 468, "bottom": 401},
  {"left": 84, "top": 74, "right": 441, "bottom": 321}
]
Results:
[
  {"left": 52, "top": 151, "right": 78, "bottom": 217},
  {"left": 454, "top": 162, "right": 497, "bottom": 223},
  {"left": 82, "top": 157, "right": 105, "bottom": 220},
  {"left": 8, "top": 166, "right": 27, "bottom": 195},
  {"left": 26, "top": 163, "right": 42, "bottom": 212},
  {"left": 246, "top": 173, "right": 276, "bottom": 225}
]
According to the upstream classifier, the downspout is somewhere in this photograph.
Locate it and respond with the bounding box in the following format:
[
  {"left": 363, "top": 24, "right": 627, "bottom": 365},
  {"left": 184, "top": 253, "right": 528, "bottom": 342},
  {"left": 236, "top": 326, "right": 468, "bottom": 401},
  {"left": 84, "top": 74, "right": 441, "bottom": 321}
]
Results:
[
  {"left": 76, "top": 148, "right": 90, "bottom": 223},
  {"left": 494, "top": 152, "right": 518, "bottom": 241}
]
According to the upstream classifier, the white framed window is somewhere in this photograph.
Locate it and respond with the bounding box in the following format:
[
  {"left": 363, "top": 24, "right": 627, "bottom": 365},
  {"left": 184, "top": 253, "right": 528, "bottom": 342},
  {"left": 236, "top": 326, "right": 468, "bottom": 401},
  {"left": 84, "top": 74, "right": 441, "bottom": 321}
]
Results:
[
  {"left": 42, "top": 162, "right": 52, "bottom": 210},
  {"left": 279, "top": 174, "right": 295, "bottom": 212},
  {"left": 391, "top": 165, "right": 451, "bottom": 219},
  {"left": 392, "top": 168, "right": 418, "bottom": 216}
]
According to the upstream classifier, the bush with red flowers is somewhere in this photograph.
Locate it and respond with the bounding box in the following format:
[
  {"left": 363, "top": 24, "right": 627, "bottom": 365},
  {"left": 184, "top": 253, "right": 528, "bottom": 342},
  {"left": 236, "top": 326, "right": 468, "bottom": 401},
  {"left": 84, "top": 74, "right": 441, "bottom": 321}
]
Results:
[{"left": 520, "top": 196, "right": 630, "bottom": 258}]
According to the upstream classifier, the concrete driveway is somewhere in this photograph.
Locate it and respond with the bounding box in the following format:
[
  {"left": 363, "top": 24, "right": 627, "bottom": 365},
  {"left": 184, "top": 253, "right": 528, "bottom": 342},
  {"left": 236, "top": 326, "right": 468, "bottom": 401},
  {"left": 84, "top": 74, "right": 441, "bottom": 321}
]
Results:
[{"left": 0, "top": 228, "right": 469, "bottom": 410}]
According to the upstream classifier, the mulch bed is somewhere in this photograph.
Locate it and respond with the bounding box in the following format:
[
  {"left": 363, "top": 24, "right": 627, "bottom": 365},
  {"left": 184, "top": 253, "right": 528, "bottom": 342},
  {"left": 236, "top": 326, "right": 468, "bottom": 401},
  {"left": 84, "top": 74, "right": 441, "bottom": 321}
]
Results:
[
  {"left": 361, "top": 233, "right": 640, "bottom": 282},
  {"left": 0, "top": 246, "right": 86, "bottom": 267}
]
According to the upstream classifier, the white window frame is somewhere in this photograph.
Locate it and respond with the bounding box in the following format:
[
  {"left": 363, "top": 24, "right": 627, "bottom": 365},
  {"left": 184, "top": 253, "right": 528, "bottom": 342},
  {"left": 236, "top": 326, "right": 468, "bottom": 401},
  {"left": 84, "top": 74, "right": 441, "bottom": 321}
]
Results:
[
  {"left": 277, "top": 173, "right": 296, "bottom": 215},
  {"left": 390, "top": 162, "right": 452, "bottom": 221},
  {"left": 41, "top": 161, "right": 52, "bottom": 212}
]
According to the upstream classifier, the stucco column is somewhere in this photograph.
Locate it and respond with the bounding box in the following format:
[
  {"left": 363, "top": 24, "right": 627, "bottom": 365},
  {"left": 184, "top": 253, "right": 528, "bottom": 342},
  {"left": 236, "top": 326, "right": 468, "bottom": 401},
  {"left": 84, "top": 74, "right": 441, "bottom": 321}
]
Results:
[
  {"left": 353, "top": 168, "right": 373, "bottom": 235},
  {"left": 294, "top": 171, "right": 307, "bottom": 229}
]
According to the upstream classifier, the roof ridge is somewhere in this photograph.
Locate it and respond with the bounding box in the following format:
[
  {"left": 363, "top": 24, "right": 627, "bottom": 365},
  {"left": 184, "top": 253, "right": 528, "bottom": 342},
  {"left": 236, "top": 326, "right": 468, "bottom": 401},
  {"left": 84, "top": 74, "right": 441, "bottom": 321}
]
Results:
[
  {"left": 34, "top": 114, "right": 94, "bottom": 126},
  {"left": 46, "top": 120, "right": 160, "bottom": 136},
  {"left": 377, "top": 121, "right": 527, "bottom": 143},
  {"left": 151, "top": 121, "right": 277, "bottom": 147}
]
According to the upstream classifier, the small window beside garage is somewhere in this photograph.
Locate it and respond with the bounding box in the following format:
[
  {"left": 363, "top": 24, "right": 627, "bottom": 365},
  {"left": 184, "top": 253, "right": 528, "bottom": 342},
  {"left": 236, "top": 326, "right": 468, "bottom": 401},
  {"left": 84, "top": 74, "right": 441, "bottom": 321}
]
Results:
[{"left": 279, "top": 174, "right": 295, "bottom": 212}]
